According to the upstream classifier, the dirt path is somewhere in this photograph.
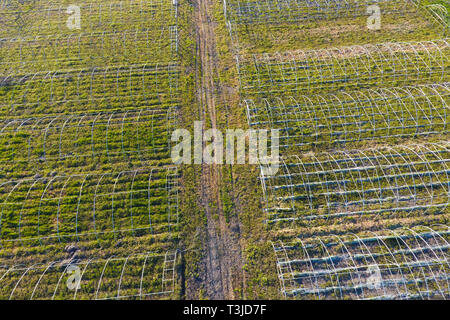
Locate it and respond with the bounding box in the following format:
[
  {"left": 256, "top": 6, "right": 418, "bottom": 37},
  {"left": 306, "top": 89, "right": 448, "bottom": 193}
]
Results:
[{"left": 193, "top": 0, "right": 244, "bottom": 299}]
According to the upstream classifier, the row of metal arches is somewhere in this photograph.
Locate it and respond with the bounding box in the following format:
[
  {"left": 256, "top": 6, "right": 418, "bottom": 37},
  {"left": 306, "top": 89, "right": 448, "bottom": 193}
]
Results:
[
  {"left": 0, "top": 28, "right": 178, "bottom": 70},
  {"left": 226, "top": 0, "right": 408, "bottom": 23},
  {"left": 243, "top": 83, "right": 449, "bottom": 146},
  {"left": 227, "top": 0, "right": 395, "bottom": 11},
  {"left": 238, "top": 39, "right": 449, "bottom": 92},
  {"left": 272, "top": 225, "right": 450, "bottom": 299},
  {"left": 0, "top": 167, "right": 179, "bottom": 246},
  {"left": 0, "top": 250, "right": 178, "bottom": 300},
  {"left": 0, "top": 107, "right": 177, "bottom": 163},
  {"left": 260, "top": 143, "right": 449, "bottom": 222},
  {"left": 0, "top": 63, "right": 180, "bottom": 108}
]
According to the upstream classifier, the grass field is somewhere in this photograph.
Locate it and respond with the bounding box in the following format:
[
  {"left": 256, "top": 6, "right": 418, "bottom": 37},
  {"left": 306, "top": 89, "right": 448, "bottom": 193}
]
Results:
[
  {"left": 222, "top": 0, "right": 450, "bottom": 299},
  {"left": 0, "top": 0, "right": 191, "bottom": 299},
  {"left": 0, "top": 0, "right": 448, "bottom": 300}
]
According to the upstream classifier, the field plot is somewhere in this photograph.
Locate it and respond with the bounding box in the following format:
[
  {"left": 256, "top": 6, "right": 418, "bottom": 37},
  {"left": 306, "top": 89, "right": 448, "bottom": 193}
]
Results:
[
  {"left": 0, "top": 0, "right": 178, "bottom": 37},
  {"left": 238, "top": 39, "right": 449, "bottom": 95},
  {"left": 224, "top": 0, "right": 450, "bottom": 299},
  {"left": 272, "top": 225, "right": 450, "bottom": 299},
  {"left": 0, "top": 28, "right": 179, "bottom": 73},
  {"left": 0, "top": 0, "right": 448, "bottom": 301},
  {"left": 244, "top": 83, "right": 449, "bottom": 150},
  {"left": 226, "top": 0, "right": 413, "bottom": 25},
  {"left": 261, "top": 143, "right": 449, "bottom": 224},
  {"left": 0, "top": 251, "right": 178, "bottom": 300},
  {"left": 0, "top": 1, "right": 181, "bottom": 180},
  {"left": 0, "top": 64, "right": 179, "bottom": 117},
  {"left": 0, "top": 0, "right": 186, "bottom": 299},
  {"left": 0, "top": 108, "right": 176, "bottom": 164},
  {"left": 226, "top": 0, "right": 447, "bottom": 53},
  {"left": 0, "top": 167, "right": 178, "bottom": 246}
]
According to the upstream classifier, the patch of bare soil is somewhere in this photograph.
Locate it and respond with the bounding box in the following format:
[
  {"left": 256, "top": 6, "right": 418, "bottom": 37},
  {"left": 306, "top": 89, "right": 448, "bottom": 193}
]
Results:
[{"left": 192, "top": 0, "right": 244, "bottom": 299}]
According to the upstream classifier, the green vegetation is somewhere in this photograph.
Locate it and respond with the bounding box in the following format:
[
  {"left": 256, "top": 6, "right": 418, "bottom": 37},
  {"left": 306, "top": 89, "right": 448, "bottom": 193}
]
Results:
[
  {"left": 0, "top": 0, "right": 193, "bottom": 299},
  {"left": 222, "top": 0, "right": 450, "bottom": 299},
  {"left": 0, "top": 0, "right": 448, "bottom": 300}
]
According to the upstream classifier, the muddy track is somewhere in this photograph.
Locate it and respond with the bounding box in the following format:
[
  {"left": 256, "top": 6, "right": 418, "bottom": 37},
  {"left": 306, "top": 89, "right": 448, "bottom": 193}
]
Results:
[{"left": 193, "top": 0, "right": 244, "bottom": 299}]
